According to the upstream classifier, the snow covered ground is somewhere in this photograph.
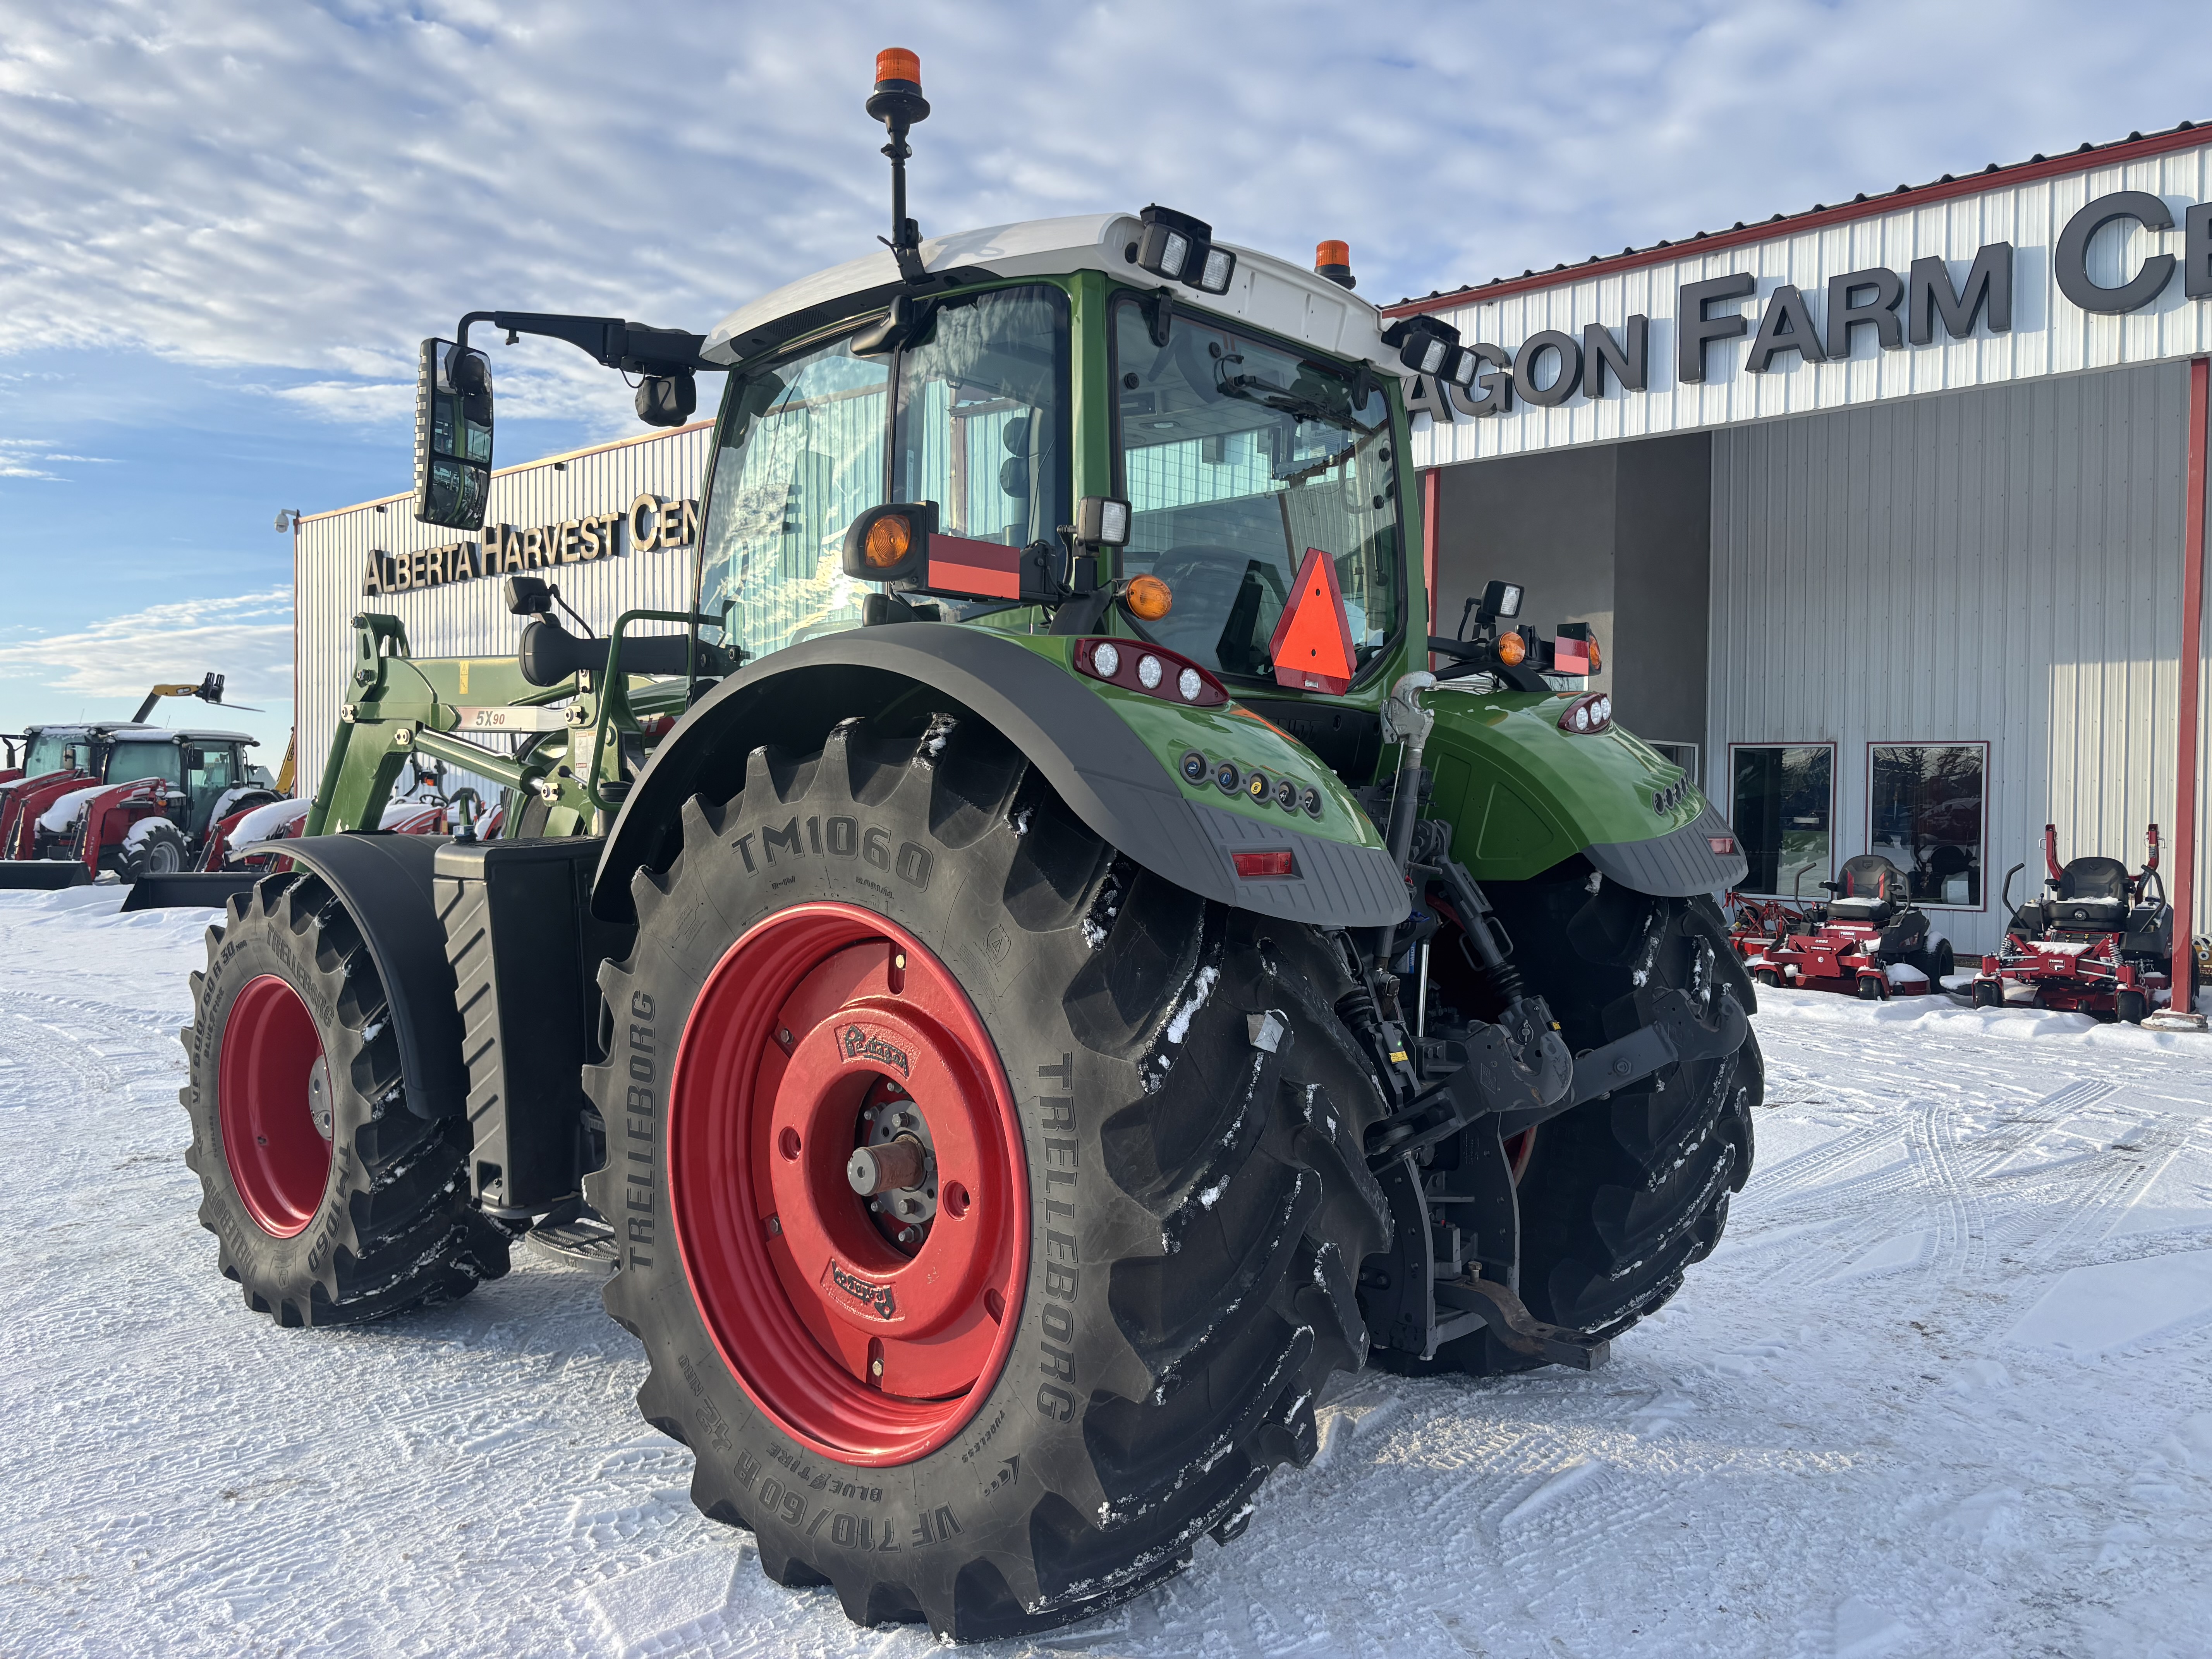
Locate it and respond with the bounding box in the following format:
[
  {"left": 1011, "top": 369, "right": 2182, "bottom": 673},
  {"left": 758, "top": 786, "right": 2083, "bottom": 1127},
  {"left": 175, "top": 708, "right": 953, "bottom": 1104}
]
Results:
[{"left": 4, "top": 886, "right": 2211, "bottom": 1659}]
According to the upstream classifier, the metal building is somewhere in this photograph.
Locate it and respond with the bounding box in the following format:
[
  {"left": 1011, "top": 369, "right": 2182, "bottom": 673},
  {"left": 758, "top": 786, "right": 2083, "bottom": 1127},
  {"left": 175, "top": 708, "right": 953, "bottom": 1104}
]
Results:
[
  {"left": 293, "top": 421, "right": 712, "bottom": 800},
  {"left": 1391, "top": 123, "right": 2212, "bottom": 968}
]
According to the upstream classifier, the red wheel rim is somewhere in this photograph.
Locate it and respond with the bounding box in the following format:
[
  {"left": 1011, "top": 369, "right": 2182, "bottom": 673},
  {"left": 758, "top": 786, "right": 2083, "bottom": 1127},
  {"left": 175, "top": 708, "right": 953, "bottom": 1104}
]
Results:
[
  {"left": 668, "top": 903, "right": 1030, "bottom": 1466},
  {"left": 218, "top": 974, "right": 332, "bottom": 1238}
]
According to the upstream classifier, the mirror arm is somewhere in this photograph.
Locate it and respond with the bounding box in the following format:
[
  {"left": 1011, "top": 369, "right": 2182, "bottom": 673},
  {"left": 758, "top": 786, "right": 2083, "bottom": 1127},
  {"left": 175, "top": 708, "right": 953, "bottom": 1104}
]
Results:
[{"left": 454, "top": 310, "right": 716, "bottom": 375}]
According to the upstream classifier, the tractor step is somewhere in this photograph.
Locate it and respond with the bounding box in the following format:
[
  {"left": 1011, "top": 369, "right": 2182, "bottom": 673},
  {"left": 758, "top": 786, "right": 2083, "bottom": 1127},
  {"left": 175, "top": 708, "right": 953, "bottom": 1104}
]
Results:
[{"left": 120, "top": 872, "right": 262, "bottom": 912}]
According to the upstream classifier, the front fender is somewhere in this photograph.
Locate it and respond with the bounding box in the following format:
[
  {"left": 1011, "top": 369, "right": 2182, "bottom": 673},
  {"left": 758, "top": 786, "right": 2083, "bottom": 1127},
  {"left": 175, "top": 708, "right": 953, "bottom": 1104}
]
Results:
[
  {"left": 1424, "top": 687, "right": 1747, "bottom": 897},
  {"left": 253, "top": 833, "right": 470, "bottom": 1121},
  {"left": 593, "top": 623, "right": 1408, "bottom": 929}
]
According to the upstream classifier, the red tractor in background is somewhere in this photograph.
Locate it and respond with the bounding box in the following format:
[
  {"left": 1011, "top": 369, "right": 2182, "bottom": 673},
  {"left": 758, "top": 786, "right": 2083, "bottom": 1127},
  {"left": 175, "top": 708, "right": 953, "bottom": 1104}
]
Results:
[
  {"left": 0, "top": 675, "right": 281, "bottom": 894},
  {"left": 1971, "top": 825, "right": 2173, "bottom": 1022},
  {"left": 1737, "top": 853, "right": 1955, "bottom": 1000}
]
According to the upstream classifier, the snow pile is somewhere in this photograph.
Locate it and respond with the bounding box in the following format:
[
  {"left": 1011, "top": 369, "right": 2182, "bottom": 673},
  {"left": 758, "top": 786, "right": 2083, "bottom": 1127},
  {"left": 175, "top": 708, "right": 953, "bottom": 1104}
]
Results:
[{"left": 2, "top": 893, "right": 2210, "bottom": 1657}]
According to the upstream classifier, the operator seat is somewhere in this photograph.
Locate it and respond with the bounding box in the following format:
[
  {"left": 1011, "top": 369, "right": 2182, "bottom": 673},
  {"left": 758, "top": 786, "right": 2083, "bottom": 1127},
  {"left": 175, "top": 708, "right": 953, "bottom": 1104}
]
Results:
[
  {"left": 2049, "top": 856, "right": 2131, "bottom": 932},
  {"left": 1827, "top": 855, "right": 1911, "bottom": 924}
]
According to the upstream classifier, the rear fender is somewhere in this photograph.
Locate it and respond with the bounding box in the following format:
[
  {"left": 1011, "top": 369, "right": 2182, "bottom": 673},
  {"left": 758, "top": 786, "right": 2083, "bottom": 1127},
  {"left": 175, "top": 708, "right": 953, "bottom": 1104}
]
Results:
[
  {"left": 592, "top": 623, "right": 1408, "bottom": 928},
  {"left": 254, "top": 833, "right": 469, "bottom": 1121}
]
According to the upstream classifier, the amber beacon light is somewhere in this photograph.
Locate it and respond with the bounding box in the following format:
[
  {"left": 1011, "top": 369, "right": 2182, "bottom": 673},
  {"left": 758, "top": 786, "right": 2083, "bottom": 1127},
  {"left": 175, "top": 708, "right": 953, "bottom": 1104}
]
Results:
[
  {"left": 874, "top": 47, "right": 923, "bottom": 93},
  {"left": 1315, "top": 240, "right": 1355, "bottom": 290}
]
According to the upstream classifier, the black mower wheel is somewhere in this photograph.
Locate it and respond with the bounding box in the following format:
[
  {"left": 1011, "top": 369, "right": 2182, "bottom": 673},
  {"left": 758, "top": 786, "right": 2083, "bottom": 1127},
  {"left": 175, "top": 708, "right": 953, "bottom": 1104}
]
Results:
[
  {"left": 2116, "top": 989, "right": 2149, "bottom": 1024},
  {"left": 1467, "top": 878, "right": 1761, "bottom": 1344},
  {"left": 584, "top": 713, "right": 1390, "bottom": 1639},
  {"left": 1971, "top": 979, "right": 2004, "bottom": 1010},
  {"left": 1856, "top": 974, "right": 1887, "bottom": 1001},
  {"left": 122, "top": 818, "right": 189, "bottom": 881},
  {"left": 180, "top": 872, "right": 511, "bottom": 1325},
  {"left": 1753, "top": 966, "right": 1783, "bottom": 990}
]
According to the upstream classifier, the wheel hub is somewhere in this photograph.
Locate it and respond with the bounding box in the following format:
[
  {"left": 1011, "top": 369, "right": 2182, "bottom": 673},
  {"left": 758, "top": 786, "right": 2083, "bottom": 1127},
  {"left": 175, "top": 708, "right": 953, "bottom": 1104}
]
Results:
[
  {"left": 217, "top": 974, "right": 332, "bottom": 1238},
  {"left": 668, "top": 903, "right": 1029, "bottom": 1466}
]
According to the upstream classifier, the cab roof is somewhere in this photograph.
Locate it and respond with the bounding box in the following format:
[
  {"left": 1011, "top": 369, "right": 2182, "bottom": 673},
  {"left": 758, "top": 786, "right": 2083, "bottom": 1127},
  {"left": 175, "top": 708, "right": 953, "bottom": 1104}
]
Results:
[
  {"left": 27, "top": 721, "right": 257, "bottom": 745},
  {"left": 704, "top": 213, "right": 1397, "bottom": 376}
]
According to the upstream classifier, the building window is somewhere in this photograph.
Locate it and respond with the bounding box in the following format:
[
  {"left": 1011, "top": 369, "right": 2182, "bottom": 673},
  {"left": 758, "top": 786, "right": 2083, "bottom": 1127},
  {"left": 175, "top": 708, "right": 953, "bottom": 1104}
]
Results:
[
  {"left": 1730, "top": 744, "right": 1833, "bottom": 897},
  {"left": 1869, "top": 743, "right": 1986, "bottom": 907}
]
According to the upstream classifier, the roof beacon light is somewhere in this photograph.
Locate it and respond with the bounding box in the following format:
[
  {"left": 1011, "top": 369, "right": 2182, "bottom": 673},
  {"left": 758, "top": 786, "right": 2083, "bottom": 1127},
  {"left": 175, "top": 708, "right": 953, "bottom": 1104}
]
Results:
[
  {"left": 867, "top": 49, "right": 932, "bottom": 286},
  {"left": 1315, "top": 240, "right": 1355, "bottom": 289}
]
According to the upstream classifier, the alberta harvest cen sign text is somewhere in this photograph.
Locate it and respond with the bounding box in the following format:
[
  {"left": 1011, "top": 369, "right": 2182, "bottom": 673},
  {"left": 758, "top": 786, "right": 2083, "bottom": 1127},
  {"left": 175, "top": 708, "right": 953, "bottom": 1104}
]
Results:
[{"left": 361, "top": 493, "right": 699, "bottom": 595}]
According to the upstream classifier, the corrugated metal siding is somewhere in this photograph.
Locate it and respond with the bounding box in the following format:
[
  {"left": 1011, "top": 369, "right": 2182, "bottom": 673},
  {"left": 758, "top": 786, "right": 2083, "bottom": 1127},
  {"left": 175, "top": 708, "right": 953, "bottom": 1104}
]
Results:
[
  {"left": 1415, "top": 142, "right": 2212, "bottom": 465},
  {"left": 296, "top": 424, "right": 713, "bottom": 803},
  {"left": 1710, "top": 361, "right": 2206, "bottom": 956}
]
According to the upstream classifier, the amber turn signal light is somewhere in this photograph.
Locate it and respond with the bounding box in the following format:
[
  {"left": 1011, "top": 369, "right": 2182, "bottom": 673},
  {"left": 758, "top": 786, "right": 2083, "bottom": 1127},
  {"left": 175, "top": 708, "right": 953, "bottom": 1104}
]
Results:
[
  {"left": 1496, "top": 629, "right": 1528, "bottom": 666},
  {"left": 1125, "top": 574, "right": 1173, "bottom": 620},
  {"left": 864, "top": 515, "right": 912, "bottom": 568}
]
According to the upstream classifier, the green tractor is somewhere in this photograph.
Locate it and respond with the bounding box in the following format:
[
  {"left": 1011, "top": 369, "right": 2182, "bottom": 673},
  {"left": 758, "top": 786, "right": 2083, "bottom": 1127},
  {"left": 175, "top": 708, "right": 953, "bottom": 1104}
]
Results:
[{"left": 181, "top": 50, "right": 1760, "bottom": 1640}]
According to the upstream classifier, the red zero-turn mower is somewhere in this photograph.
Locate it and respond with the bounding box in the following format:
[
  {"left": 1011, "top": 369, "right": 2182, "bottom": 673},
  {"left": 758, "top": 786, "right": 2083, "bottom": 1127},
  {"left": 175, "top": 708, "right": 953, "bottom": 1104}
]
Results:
[
  {"left": 1722, "top": 891, "right": 1811, "bottom": 965},
  {"left": 1971, "top": 824, "right": 2172, "bottom": 1022},
  {"left": 1741, "top": 854, "right": 1955, "bottom": 1000}
]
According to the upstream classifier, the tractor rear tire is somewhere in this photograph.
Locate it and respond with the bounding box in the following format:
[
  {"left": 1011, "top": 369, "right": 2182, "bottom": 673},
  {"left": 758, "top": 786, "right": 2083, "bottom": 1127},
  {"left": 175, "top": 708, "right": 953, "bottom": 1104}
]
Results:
[
  {"left": 122, "top": 818, "right": 189, "bottom": 882},
  {"left": 584, "top": 713, "right": 1391, "bottom": 1639},
  {"left": 180, "top": 871, "right": 511, "bottom": 1325},
  {"left": 1462, "top": 879, "right": 1762, "bottom": 1345}
]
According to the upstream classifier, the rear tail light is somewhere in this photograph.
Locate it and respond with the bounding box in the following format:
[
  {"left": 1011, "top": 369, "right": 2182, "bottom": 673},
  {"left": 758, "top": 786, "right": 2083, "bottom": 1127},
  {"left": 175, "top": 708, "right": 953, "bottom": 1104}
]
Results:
[
  {"left": 1232, "top": 850, "right": 1297, "bottom": 879},
  {"left": 1709, "top": 835, "right": 1735, "bottom": 855},
  {"left": 1075, "top": 637, "right": 1227, "bottom": 706}
]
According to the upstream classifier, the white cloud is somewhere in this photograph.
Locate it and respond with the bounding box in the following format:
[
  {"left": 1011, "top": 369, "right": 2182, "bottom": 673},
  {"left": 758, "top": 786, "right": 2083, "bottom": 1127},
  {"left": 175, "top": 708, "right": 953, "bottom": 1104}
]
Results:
[
  {"left": 0, "top": 0, "right": 2207, "bottom": 444},
  {"left": 0, "top": 588, "right": 293, "bottom": 704}
]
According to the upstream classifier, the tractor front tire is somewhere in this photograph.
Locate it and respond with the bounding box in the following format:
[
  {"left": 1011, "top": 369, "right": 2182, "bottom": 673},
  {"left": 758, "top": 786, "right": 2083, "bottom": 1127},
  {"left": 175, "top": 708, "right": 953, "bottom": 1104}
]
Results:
[
  {"left": 584, "top": 713, "right": 1390, "bottom": 1639},
  {"left": 180, "top": 872, "right": 510, "bottom": 1325},
  {"left": 1476, "top": 881, "right": 1762, "bottom": 1344},
  {"left": 122, "top": 818, "right": 189, "bottom": 882}
]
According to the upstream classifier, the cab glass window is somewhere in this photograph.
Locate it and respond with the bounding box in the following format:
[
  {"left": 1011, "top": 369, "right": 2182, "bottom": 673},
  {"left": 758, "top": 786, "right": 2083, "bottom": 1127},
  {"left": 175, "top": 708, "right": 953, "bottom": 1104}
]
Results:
[
  {"left": 1112, "top": 298, "right": 1401, "bottom": 680},
  {"left": 892, "top": 285, "right": 1069, "bottom": 551},
  {"left": 187, "top": 746, "right": 237, "bottom": 797},
  {"left": 107, "top": 742, "right": 183, "bottom": 789},
  {"left": 23, "top": 731, "right": 78, "bottom": 776},
  {"left": 697, "top": 335, "right": 889, "bottom": 662}
]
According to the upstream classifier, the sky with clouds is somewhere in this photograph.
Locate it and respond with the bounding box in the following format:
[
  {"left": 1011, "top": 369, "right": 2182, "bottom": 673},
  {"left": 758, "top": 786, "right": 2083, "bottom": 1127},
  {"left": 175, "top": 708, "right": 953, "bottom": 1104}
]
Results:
[{"left": 3, "top": 0, "right": 2211, "bottom": 756}]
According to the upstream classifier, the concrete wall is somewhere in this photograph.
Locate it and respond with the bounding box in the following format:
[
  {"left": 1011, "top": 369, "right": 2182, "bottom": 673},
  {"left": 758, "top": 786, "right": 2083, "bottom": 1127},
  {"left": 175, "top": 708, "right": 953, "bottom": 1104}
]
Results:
[{"left": 1432, "top": 431, "right": 1712, "bottom": 771}]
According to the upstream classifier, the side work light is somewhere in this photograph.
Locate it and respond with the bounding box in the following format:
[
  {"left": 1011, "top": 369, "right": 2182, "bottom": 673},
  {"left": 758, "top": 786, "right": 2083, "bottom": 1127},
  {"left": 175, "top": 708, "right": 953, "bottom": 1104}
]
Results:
[
  {"left": 1381, "top": 316, "right": 1463, "bottom": 380},
  {"left": 1077, "top": 495, "right": 1131, "bottom": 546}
]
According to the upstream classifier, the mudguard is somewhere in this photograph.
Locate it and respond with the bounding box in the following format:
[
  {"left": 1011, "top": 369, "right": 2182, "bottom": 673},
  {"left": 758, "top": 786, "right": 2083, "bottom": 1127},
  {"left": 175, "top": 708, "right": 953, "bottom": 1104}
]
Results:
[
  {"left": 592, "top": 622, "right": 1409, "bottom": 928},
  {"left": 249, "top": 832, "right": 470, "bottom": 1122}
]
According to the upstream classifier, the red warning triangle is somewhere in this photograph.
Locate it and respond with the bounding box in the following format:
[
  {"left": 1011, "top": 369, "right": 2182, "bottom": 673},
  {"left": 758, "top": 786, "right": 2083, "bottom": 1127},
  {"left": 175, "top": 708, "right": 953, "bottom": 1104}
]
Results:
[{"left": 1267, "top": 547, "right": 1356, "bottom": 694}]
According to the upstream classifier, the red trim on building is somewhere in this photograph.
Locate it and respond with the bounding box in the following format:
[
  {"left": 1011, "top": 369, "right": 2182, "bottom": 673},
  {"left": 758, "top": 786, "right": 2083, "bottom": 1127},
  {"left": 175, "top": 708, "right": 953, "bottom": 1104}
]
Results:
[
  {"left": 2176, "top": 358, "right": 2208, "bottom": 1011},
  {"left": 1384, "top": 123, "right": 2212, "bottom": 320}
]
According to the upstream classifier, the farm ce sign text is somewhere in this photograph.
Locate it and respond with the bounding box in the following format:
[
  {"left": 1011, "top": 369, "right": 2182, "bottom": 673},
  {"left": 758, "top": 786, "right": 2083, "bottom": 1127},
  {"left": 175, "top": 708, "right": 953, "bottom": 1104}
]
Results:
[{"left": 1404, "top": 189, "right": 2212, "bottom": 421}]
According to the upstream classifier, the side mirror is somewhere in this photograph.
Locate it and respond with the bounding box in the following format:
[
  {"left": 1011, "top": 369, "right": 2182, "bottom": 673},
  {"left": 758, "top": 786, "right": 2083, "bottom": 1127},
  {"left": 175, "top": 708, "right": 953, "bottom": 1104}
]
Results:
[{"left": 414, "top": 337, "right": 493, "bottom": 531}]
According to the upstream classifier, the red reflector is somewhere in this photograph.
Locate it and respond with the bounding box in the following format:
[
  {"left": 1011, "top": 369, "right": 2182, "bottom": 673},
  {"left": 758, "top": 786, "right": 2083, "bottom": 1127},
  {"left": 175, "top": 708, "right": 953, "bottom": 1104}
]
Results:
[
  {"left": 1553, "top": 641, "right": 1590, "bottom": 675},
  {"left": 1709, "top": 836, "right": 1735, "bottom": 855},
  {"left": 1233, "top": 850, "right": 1297, "bottom": 879}
]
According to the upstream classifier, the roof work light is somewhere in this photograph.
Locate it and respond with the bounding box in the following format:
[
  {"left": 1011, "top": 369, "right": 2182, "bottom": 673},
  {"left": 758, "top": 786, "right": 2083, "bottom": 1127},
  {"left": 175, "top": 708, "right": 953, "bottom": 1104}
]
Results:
[{"left": 1133, "top": 206, "right": 1237, "bottom": 295}]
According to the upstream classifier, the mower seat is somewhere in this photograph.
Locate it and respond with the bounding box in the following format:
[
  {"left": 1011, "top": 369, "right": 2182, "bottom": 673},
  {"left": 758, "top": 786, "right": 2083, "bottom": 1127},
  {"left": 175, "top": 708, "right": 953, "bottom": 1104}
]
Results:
[
  {"left": 1828, "top": 855, "right": 1910, "bottom": 924},
  {"left": 2049, "top": 856, "right": 2130, "bottom": 931}
]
